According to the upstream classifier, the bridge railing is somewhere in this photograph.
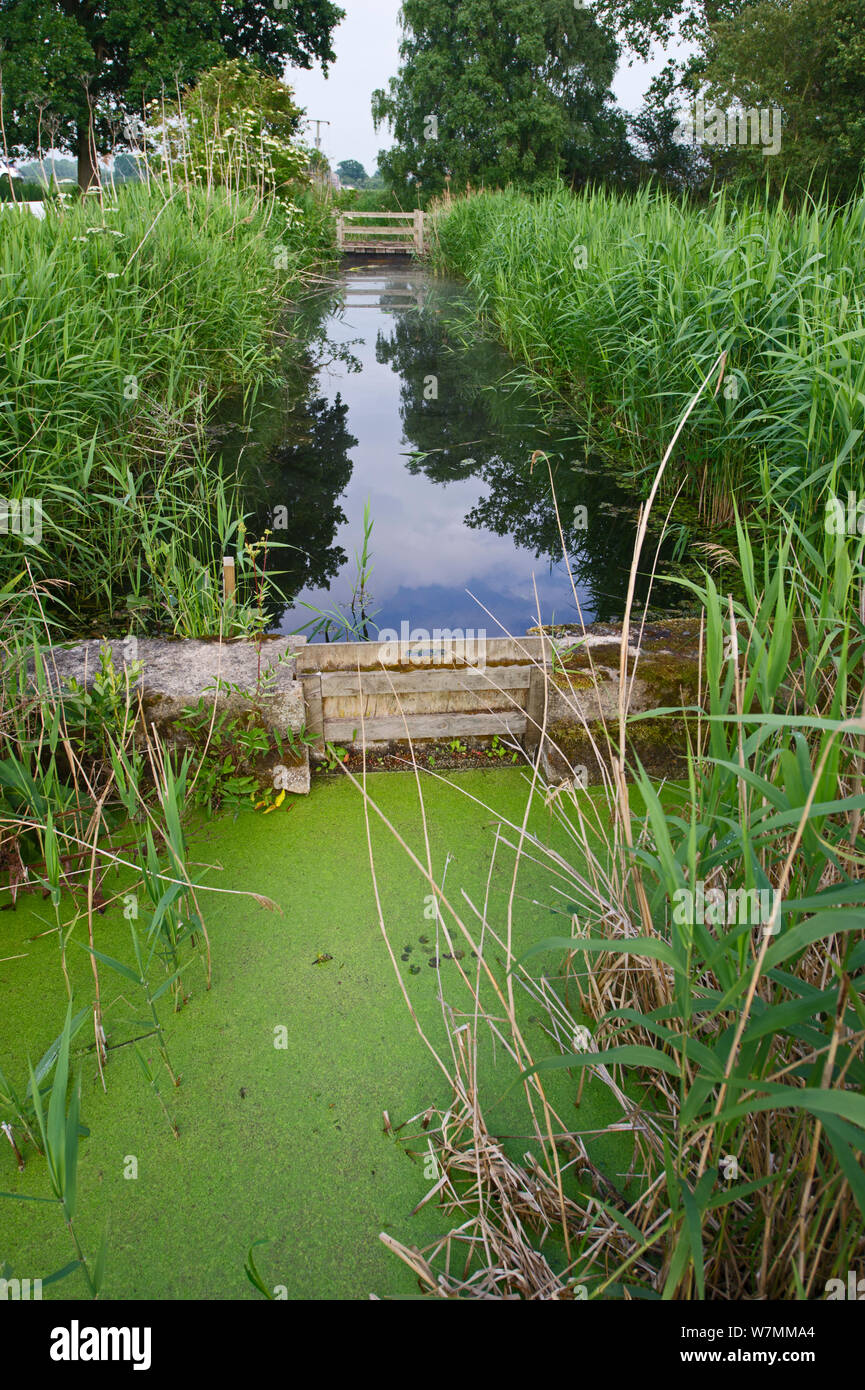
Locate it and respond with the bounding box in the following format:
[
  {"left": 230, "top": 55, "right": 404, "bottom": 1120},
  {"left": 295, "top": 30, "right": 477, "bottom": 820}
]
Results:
[{"left": 336, "top": 210, "right": 425, "bottom": 255}]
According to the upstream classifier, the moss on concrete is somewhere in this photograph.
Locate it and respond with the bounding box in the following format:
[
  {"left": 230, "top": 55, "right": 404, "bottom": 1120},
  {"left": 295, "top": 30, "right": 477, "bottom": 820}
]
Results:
[
  {"left": 547, "top": 715, "right": 689, "bottom": 782},
  {"left": 542, "top": 620, "right": 701, "bottom": 781}
]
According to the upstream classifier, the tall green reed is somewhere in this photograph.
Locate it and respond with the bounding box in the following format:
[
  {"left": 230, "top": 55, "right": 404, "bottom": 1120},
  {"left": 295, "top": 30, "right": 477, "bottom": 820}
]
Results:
[
  {"left": 431, "top": 185, "right": 865, "bottom": 527},
  {"left": 0, "top": 178, "right": 335, "bottom": 635}
]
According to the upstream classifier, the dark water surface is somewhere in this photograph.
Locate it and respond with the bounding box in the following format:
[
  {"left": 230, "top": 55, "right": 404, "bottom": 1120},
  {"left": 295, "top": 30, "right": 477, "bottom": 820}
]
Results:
[{"left": 232, "top": 259, "right": 669, "bottom": 640}]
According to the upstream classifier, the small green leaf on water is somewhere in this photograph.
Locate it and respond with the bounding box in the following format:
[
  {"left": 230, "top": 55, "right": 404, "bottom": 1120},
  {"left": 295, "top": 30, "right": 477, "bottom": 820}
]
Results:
[{"left": 244, "top": 1239, "right": 274, "bottom": 1300}]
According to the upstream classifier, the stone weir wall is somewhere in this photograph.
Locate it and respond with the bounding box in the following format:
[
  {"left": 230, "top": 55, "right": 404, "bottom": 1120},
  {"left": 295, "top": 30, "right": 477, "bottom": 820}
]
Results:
[
  {"left": 30, "top": 635, "right": 312, "bottom": 794},
  {"left": 32, "top": 621, "right": 702, "bottom": 793}
]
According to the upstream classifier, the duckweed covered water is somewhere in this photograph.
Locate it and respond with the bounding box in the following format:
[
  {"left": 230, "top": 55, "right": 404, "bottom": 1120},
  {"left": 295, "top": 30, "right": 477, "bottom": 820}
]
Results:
[{"left": 1, "top": 770, "right": 628, "bottom": 1299}]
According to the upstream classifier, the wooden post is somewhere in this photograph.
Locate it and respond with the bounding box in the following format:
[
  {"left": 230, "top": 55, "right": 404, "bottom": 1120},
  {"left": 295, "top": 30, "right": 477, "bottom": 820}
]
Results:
[
  {"left": 302, "top": 673, "right": 326, "bottom": 755},
  {"left": 336, "top": 214, "right": 344, "bottom": 251},
  {"left": 524, "top": 662, "right": 547, "bottom": 758},
  {"left": 222, "top": 555, "right": 236, "bottom": 608},
  {"left": 414, "top": 209, "right": 423, "bottom": 254}
]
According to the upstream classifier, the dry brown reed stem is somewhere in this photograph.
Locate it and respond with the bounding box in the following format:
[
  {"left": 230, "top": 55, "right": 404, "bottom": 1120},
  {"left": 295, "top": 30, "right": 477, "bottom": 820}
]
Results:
[
  {"left": 615, "top": 351, "right": 727, "bottom": 952},
  {"left": 797, "top": 974, "right": 850, "bottom": 1286},
  {"left": 352, "top": 654, "right": 580, "bottom": 1227},
  {"left": 86, "top": 784, "right": 113, "bottom": 1085},
  {"left": 380, "top": 1004, "right": 660, "bottom": 1298}
]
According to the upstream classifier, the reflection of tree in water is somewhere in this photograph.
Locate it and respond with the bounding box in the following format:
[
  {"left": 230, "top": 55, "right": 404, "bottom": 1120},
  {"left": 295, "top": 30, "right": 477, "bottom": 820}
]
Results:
[
  {"left": 229, "top": 278, "right": 361, "bottom": 627},
  {"left": 376, "top": 302, "right": 662, "bottom": 619},
  {"left": 241, "top": 389, "right": 357, "bottom": 624}
]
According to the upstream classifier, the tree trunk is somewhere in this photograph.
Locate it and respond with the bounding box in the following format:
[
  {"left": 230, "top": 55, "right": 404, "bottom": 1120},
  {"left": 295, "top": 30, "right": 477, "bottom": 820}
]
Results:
[{"left": 77, "top": 125, "right": 97, "bottom": 192}]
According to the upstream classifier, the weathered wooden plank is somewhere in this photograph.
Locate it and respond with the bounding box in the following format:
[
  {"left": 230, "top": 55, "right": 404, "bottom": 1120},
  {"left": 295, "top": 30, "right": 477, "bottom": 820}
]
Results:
[
  {"left": 339, "top": 244, "right": 416, "bottom": 254},
  {"left": 341, "top": 211, "right": 417, "bottom": 220},
  {"left": 296, "top": 635, "right": 549, "bottom": 673},
  {"left": 323, "top": 692, "right": 520, "bottom": 721},
  {"left": 319, "top": 667, "right": 531, "bottom": 696},
  {"left": 343, "top": 292, "right": 419, "bottom": 300},
  {"left": 342, "top": 227, "right": 417, "bottom": 237},
  {"left": 325, "top": 711, "right": 528, "bottom": 742},
  {"left": 301, "top": 673, "right": 325, "bottom": 753}
]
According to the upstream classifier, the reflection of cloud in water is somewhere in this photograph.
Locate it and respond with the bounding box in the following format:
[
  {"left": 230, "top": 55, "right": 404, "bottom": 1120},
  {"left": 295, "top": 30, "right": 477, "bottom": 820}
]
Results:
[
  {"left": 244, "top": 265, "right": 664, "bottom": 637},
  {"left": 365, "top": 579, "right": 584, "bottom": 639}
]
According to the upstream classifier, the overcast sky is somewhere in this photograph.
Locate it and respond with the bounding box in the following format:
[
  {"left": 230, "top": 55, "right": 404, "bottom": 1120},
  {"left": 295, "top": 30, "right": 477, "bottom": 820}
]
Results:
[{"left": 285, "top": 0, "right": 672, "bottom": 176}]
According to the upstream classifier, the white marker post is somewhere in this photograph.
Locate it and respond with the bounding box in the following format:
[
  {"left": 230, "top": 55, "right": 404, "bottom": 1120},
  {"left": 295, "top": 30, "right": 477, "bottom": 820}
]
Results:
[{"left": 222, "top": 555, "right": 236, "bottom": 608}]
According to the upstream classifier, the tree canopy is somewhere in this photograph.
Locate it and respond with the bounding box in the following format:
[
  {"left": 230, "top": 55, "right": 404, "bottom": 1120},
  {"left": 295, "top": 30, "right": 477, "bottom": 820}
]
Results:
[
  {"left": 699, "top": 0, "right": 865, "bottom": 198},
  {"left": 371, "top": 0, "right": 630, "bottom": 194},
  {"left": 0, "top": 0, "right": 344, "bottom": 187},
  {"left": 336, "top": 159, "right": 367, "bottom": 185},
  {"left": 597, "top": 0, "right": 865, "bottom": 199}
]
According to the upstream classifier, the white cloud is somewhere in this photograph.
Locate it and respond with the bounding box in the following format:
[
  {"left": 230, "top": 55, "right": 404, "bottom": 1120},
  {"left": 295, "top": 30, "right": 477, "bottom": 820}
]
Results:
[{"left": 284, "top": 0, "right": 403, "bottom": 175}]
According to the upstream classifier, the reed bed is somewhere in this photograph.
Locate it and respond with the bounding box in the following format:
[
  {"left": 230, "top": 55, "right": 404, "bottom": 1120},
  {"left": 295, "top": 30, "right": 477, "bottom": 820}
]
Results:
[
  {"left": 0, "top": 179, "right": 335, "bottom": 635},
  {"left": 430, "top": 185, "right": 865, "bottom": 525}
]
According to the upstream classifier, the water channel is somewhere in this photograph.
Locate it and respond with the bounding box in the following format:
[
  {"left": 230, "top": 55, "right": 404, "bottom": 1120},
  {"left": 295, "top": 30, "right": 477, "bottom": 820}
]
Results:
[{"left": 231, "top": 258, "right": 676, "bottom": 640}]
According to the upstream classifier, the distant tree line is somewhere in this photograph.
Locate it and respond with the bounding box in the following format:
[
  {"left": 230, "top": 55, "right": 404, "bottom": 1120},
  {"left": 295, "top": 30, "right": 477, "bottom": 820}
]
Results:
[{"left": 333, "top": 160, "right": 384, "bottom": 189}]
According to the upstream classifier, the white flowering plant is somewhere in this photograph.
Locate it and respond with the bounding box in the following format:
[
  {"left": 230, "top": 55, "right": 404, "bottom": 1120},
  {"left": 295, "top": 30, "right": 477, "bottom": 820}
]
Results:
[{"left": 148, "top": 59, "right": 310, "bottom": 206}]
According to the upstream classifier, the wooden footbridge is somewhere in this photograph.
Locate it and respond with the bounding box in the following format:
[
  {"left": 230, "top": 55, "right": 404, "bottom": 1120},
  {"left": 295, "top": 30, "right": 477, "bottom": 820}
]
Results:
[{"left": 336, "top": 210, "right": 427, "bottom": 256}]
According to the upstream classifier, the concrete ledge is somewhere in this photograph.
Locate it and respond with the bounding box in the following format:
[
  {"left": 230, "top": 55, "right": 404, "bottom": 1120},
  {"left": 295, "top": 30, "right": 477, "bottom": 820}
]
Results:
[
  {"left": 25, "top": 622, "right": 704, "bottom": 790},
  {"left": 30, "top": 635, "right": 311, "bottom": 795},
  {"left": 34, "top": 635, "right": 305, "bottom": 694},
  {"left": 531, "top": 620, "right": 702, "bottom": 782}
]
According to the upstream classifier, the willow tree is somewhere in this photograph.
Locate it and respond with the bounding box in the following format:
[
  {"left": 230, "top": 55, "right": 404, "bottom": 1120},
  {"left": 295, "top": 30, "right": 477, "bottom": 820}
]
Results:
[
  {"left": 371, "top": 0, "right": 629, "bottom": 195},
  {"left": 0, "top": 0, "right": 343, "bottom": 189}
]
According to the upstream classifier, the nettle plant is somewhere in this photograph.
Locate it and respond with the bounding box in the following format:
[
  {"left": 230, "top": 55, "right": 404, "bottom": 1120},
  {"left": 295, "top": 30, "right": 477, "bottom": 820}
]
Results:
[
  {"left": 177, "top": 667, "right": 301, "bottom": 812},
  {"left": 61, "top": 641, "right": 144, "bottom": 760},
  {"left": 150, "top": 60, "right": 311, "bottom": 208}
]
